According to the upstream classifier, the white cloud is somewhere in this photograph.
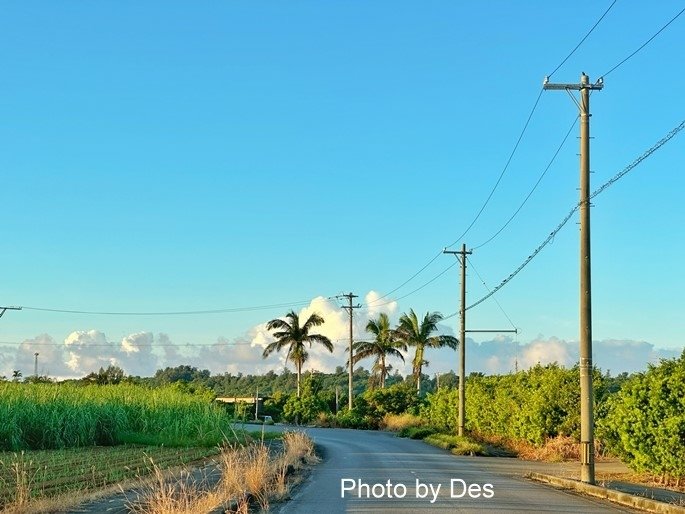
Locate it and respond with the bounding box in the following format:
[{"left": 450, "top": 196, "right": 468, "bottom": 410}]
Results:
[{"left": 0, "top": 293, "right": 681, "bottom": 379}]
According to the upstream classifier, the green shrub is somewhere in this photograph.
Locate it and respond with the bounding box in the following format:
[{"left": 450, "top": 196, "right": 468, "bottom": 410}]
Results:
[
  {"left": 424, "top": 433, "right": 485, "bottom": 455},
  {"left": 597, "top": 351, "right": 685, "bottom": 481},
  {"left": 398, "top": 426, "right": 436, "bottom": 439}
]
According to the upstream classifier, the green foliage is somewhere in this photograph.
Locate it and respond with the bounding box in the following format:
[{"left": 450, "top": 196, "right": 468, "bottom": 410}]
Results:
[
  {"left": 420, "top": 364, "right": 608, "bottom": 446},
  {"left": 398, "top": 426, "right": 436, "bottom": 439},
  {"left": 0, "top": 382, "right": 231, "bottom": 451},
  {"left": 83, "top": 365, "right": 126, "bottom": 385},
  {"left": 420, "top": 388, "right": 459, "bottom": 432},
  {"left": 282, "top": 375, "right": 330, "bottom": 424},
  {"left": 334, "top": 408, "right": 375, "bottom": 430},
  {"left": 423, "top": 433, "right": 486, "bottom": 455},
  {"left": 362, "top": 382, "right": 420, "bottom": 418},
  {"left": 597, "top": 351, "right": 685, "bottom": 479}
]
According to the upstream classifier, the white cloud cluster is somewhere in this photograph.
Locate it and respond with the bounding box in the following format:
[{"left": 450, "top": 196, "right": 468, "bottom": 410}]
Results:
[{"left": 0, "top": 292, "right": 680, "bottom": 380}]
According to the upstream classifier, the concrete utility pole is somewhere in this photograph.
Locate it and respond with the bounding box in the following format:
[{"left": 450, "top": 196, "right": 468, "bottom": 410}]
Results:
[
  {"left": 444, "top": 246, "right": 517, "bottom": 436},
  {"left": 543, "top": 72, "right": 603, "bottom": 485},
  {"left": 255, "top": 387, "right": 259, "bottom": 421},
  {"left": 34, "top": 353, "right": 39, "bottom": 377},
  {"left": 443, "top": 245, "right": 471, "bottom": 436},
  {"left": 338, "top": 293, "right": 360, "bottom": 410}
]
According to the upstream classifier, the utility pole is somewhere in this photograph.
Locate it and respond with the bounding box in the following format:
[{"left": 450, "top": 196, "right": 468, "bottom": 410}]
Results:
[
  {"left": 444, "top": 246, "right": 517, "bottom": 436},
  {"left": 255, "top": 387, "right": 259, "bottom": 421},
  {"left": 443, "top": 245, "right": 471, "bottom": 436},
  {"left": 544, "top": 72, "right": 603, "bottom": 485},
  {"left": 338, "top": 292, "right": 360, "bottom": 410},
  {"left": 34, "top": 353, "right": 39, "bottom": 377}
]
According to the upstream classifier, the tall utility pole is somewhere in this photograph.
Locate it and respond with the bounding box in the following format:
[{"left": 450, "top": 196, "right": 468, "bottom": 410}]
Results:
[
  {"left": 34, "top": 353, "right": 39, "bottom": 377},
  {"left": 443, "top": 245, "right": 471, "bottom": 436},
  {"left": 444, "top": 246, "right": 517, "bottom": 437},
  {"left": 544, "top": 72, "right": 603, "bottom": 485},
  {"left": 338, "top": 292, "right": 360, "bottom": 410}
]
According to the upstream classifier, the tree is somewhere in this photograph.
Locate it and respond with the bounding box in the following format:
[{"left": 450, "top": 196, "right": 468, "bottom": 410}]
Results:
[
  {"left": 394, "top": 309, "right": 458, "bottom": 393},
  {"left": 353, "top": 313, "right": 406, "bottom": 388},
  {"left": 85, "top": 365, "right": 125, "bottom": 385},
  {"left": 11, "top": 370, "right": 22, "bottom": 382},
  {"left": 262, "top": 310, "right": 333, "bottom": 397}
]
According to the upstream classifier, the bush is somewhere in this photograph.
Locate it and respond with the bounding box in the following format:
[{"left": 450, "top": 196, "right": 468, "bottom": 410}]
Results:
[
  {"left": 381, "top": 413, "right": 424, "bottom": 432},
  {"left": 280, "top": 375, "right": 331, "bottom": 424},
  {"left": 424, "top": 434, "right": 486, "bottom": 455},
  {"left": 398, "top": 426, "right": 436, "bottom": 439},
  {"left": 597, "top": 351, "right": 685, "bottom": 482},
  {"left": 335, "top": 408, "right": 376, "bottom": 430},
  {"left": 420, "top": 388, "right": 458, "bottom": 432}
]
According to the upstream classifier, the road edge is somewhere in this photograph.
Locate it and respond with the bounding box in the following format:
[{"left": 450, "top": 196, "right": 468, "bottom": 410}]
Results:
[{"left": 528, "top": 473, "right": 685, "bottom": 514}]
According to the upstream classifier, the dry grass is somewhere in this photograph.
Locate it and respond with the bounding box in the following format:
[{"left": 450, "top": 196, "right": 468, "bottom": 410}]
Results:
[
  {"left": 128, "top": 459, "right": 222, "bottom": 514},
  {"left": 131, "top": 430, "right": 317, "bottom": 514},
  {"left": 380, "top": 413, "right": 425, "bottom": 432},
  {"left": 470, "top": 433, "right": 606, "bottom": 462}
]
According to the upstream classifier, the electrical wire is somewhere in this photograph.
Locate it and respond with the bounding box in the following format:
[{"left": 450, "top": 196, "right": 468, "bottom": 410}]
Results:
[
  {"left": 547, "top": 0, "right": 618, "bottom": 79},
  {"left": 363, "top": 260, "right": 459, "bottom": 309},
  {"left": 466, "top": 256, "right": 518, "bottom": 331},
  {"left": 364, "top": 249, "right": 443, "bottom": 306},
  {"left": 363, "top": 3, "right": 619, "bottom": 303},
  {"left": 466, "top": 117, "right": 685, "bottom": 312},
  {"left": 473, "top": 115, "right": 579, "bottom": 250},
  {"left": 445, "top": 88, "right": 545, "bottom": 249},
  {"left": 19, "top": 300, "right": 314, "bottom": 316},
  {"left": 601, "top": 6, "right": 685, "bottom": 78}
]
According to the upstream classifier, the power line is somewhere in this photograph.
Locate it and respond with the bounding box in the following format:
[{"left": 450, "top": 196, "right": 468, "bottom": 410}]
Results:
[
  {"left": 547, "top": 0, "right": 618, "bottom": 79},
  {"left": 602, "top": 6, "right": 685, "bottom": 78},
  {"left": 364, "top": 249, "right": 443, "bottom": 306},
  {"left": 466, "top": 117, "right": 685, "bottom": 312},
  {"left": 466, "top": 257, "right": 517, "bottom": 331},
  {"left": 18, "top": 300, "right": 314, "bottom": 316},
  {"left": 445, "top": 89, "right": 545, "bottom": 249},
  {"left": 0, "top": 336, "right": 370, "bottom": 348},
  {"left": 364, "top": 5, "right": 619, "bottom": 302},
  {"left": 362, "top": 260, "right": 458, "bottom": 309},
  {"left": 473, "top": 115, "right": 579, "bottom": 250}
]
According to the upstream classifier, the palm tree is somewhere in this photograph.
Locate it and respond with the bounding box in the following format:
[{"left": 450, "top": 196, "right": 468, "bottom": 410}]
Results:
[
  {"left": 262, "top": 310, "right": 333, "bottom": 397},
  {"left": 395, "top": 309, "right": 458, "bottom": 393},
  {"left": 352, "top": 313, "right": 407, "bottom": 389}
]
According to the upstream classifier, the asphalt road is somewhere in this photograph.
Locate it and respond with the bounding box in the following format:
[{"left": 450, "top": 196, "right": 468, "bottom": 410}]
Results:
[{"left": 273, "top": 427, "right": 635, "bottom": 513}]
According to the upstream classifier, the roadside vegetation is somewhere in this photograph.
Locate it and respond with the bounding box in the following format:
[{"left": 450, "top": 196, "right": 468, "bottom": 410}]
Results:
[{"left": 3, "top": 305, "right": 684, "bottom": 504}]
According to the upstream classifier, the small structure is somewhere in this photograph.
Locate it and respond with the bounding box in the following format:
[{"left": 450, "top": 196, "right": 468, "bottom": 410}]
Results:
[{"left": 215, "top": 396, "right": 270, "bottom": 419}]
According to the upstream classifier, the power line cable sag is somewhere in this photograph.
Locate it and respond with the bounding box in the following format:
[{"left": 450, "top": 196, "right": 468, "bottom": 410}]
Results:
[
  {"left": 19, "top": 300, "right": 314, "bottom": 316},
  {"left": 602, "top": 6, "right": 685, "bottom": 78},
  {"left": 465, "top": 117, "right": 685, "bottom": 312},
  {"left": 472, "top": 115, "right": 579, "bottom": 250},
  {"left": 363, "top": 260, "right": 459, "bottom": 309},
  {"left": 466, "top": 256, "right": 518, "bottom": 331},
  {"left": 445, "top": 0, "right": 618, "bottom": 249},
  {"left": 374, "top": 3, "right": 619, "bottom": 304}
]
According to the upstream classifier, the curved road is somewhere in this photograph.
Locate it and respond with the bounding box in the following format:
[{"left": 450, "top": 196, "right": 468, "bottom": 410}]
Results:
[{"left": 274, "top": 427, "right": 635, "bottom": 513}]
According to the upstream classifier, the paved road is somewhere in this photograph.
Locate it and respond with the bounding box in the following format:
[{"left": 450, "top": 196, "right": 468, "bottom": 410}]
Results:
[{"left": 273, "top": 428, "right": 635, "bottom": 513}]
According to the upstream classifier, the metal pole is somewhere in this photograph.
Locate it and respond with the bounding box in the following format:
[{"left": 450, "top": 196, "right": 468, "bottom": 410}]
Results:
[
  {"left": 34, "top": 352, "right": 39, "bottom": 377},
  {"left": 579, "top": 72, "right": 595, "bottom": 484}
]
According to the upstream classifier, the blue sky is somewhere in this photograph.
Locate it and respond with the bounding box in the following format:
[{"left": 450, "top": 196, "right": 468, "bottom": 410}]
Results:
[{"left": 1, "top": 1, "right": 683, "bottom": 378}]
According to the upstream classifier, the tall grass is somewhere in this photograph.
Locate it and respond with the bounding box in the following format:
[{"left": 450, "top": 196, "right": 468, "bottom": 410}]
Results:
[{"left": 0, "top": 383, "right": 231, "bottom": 451}]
